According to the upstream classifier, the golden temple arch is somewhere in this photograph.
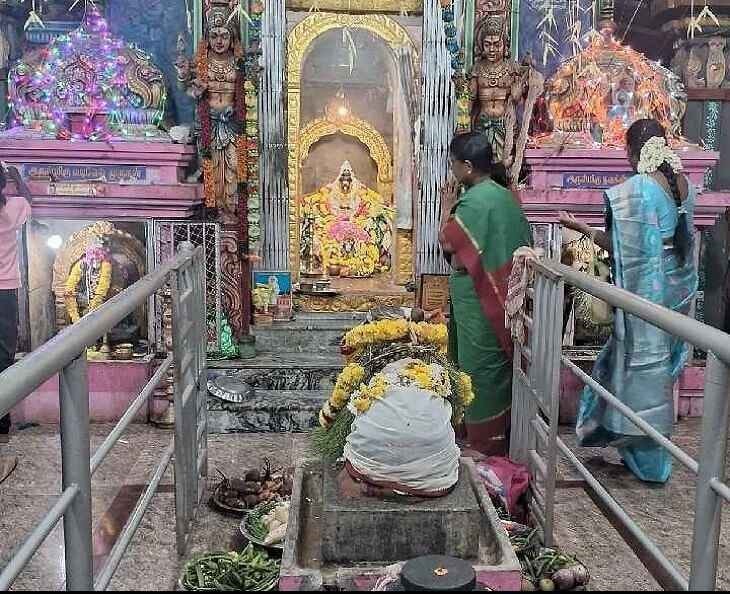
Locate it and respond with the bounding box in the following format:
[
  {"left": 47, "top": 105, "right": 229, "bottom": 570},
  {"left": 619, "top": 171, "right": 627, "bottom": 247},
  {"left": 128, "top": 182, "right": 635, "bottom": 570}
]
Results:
[
  {"left": 299, "top": 116, "right": 393, "bottom": 197},
  {"left": 287, "top": 12, "right": 416, "bottom": 281}
]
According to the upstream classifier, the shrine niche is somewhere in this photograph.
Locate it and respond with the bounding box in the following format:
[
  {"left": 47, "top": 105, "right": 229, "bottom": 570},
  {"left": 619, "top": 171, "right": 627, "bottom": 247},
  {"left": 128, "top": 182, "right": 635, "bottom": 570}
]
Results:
[
  {"left": 51, "top": 221, "right": 147, "bottom": 356},
  {"left": 539, "top": 19, "right": 687, "bottom": 148},
  {"left": 297, "top": 116, "right": 396, "bottom": 281},
  {"left": 287, "top": 12, "right": 418, "bottom": 307}
]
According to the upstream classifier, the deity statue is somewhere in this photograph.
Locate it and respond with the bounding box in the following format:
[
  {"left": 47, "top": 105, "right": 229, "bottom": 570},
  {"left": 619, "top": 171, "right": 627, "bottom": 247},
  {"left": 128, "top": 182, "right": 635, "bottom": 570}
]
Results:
[
  {"left": 54, "top": 222, "right": 146, "bottom": 354},
  {"left": 6, "top": 7, "right": 167, "bottom": 140},
  {"left": 300, "top": 161, "right": 394, "bottom": 278},
  {"left": 64, "top": 240, "right": 114, "bottom": 325},
  {"left": 468, "top": 15, "right": 543, "bottom": 185},
  {"left": 543, "top": 20, "right": 687, "bottom": 147},
  {"left": 175, "top": 0, "right": 246, "bottom": 225}
]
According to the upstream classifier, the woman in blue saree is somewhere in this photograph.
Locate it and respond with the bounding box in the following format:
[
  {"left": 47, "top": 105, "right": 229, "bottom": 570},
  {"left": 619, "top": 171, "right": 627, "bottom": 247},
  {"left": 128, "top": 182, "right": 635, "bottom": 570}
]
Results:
[{"left": 560, "top": 119, "right": 698, "bottom": 483}]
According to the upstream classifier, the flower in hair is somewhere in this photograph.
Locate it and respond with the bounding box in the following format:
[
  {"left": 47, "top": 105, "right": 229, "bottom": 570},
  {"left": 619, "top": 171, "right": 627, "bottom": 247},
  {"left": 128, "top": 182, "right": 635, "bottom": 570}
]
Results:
[{"left": 637, "top": 136, "right": 683, "bottom": 175}]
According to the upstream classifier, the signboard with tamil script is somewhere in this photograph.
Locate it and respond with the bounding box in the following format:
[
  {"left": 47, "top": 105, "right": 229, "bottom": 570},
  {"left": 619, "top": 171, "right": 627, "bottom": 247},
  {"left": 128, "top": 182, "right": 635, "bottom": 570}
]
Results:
[
  {"left": 22, "top": 163, "right": 149, "bottom": 184},
  {"left": 562, "top": 172, "right": 630, "bottom": 189}
]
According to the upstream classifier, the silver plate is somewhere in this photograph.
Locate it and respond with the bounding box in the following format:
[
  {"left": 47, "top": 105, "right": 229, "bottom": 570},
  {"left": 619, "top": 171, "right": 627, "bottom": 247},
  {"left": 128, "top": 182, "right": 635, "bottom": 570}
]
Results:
[{"left": 207, "top": 376, "right": 255, "bottom": 403}]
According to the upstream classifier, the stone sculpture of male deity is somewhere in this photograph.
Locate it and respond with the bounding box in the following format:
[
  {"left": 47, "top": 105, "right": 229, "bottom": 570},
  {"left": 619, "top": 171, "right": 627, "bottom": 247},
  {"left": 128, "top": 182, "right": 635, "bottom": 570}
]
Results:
[{"left": 467, "top": 15, "right": 543, "bottom": 185}]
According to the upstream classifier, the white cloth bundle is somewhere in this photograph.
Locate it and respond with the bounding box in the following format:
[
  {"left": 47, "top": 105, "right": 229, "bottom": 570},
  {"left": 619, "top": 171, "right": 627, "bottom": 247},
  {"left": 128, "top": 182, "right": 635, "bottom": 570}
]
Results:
[{"left": 343, "top": 360, "right": 460, "bottom": 493}]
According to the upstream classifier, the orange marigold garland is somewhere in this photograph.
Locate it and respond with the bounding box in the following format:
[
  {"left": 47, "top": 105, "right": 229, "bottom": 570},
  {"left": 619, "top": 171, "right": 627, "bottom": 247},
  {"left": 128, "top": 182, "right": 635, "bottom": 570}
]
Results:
[
  {"left": 242, "top": 5, "right": 263, "bottom": 256},
  {"left": 195, "top": 44, "right": 217, "bottom": 208}
]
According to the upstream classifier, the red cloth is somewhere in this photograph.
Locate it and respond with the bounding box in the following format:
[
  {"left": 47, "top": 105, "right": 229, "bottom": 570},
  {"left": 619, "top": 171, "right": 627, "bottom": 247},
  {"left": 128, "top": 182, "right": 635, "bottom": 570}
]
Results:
[{"left": 476, "top": 456, "right": 530, "bottom": 516}]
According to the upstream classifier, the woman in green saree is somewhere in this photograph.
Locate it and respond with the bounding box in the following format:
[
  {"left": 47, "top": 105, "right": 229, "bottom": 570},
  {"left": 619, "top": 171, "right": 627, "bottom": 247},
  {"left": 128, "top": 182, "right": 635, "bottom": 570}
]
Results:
[{"left": 440, "top": 133, "right": 533, "bottom": 456}]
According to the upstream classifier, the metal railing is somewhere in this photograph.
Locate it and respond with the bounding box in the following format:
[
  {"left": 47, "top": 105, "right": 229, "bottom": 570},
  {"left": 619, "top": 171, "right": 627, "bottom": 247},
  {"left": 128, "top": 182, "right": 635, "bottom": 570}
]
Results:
[
  {"left": 511, "top": 258, "right": 730, "bottom": 592},
  {"left": 0, "top": 243, "right": 207, "bottom": 591}
]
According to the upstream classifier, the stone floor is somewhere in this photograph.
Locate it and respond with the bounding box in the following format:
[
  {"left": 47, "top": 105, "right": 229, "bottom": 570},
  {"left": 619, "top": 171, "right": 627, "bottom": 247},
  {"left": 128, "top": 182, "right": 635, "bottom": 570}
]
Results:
[{"left": 0, "top": 420, "right": 728, "bottom": 591}]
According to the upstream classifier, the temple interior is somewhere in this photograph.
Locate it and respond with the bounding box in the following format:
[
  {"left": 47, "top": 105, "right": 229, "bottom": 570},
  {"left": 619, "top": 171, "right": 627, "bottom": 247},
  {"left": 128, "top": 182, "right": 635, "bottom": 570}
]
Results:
[{"left": 2, "top": 0, "right": 730, "bottom": 590}]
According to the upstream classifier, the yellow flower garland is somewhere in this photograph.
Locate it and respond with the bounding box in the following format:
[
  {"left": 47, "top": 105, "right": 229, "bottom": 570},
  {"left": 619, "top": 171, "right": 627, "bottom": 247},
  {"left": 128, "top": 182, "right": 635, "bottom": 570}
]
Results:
[
  {"left": 456, "top": 372, "right": 475, "bottom": 408},
  {"left": 64, "top": 260, "right": 113, "bottom": 323},
  {"left": 398, "top": 362, "right": 450, "bottom": 398},
  {"left": 343, "top": 319, "right": 449, "bottom": 358},
  {"left": 319, "top": 320, "right": 475, "bottom": 428},
  {"left": 319, "top": 363, "right": 366, "bottom": 428}
]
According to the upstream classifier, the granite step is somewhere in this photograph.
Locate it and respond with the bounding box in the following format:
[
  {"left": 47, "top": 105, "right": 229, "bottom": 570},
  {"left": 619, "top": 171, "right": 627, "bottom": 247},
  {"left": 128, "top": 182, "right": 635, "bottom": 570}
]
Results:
[
  {"left": 207, "top": 352, "right": 342, "bottom": 434},
  {"left": 207, "top": 389, "right": 328, "bottom": 434},
  {"left": 251, "top": 313, "right": 364, "bottom": 353}
]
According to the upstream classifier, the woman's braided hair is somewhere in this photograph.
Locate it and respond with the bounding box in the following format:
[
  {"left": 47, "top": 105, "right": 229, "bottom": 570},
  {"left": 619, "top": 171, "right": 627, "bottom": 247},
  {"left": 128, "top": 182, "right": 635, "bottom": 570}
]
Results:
[{"left": 626, "top": 118, "right": 691, "bottom": 262}]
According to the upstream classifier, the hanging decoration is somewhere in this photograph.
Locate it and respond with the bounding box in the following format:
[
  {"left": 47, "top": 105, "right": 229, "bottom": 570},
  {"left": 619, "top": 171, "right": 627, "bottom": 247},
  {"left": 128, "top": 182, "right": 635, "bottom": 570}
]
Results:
[
  {"left": 243, "top": 0, "right": 263, "bottom": 256},
  {"left": 21, "top": 6, "right": 126, "bottom": 140},
  {"left": 438, "top": 0, "right": 463, "bottom": 71},
  {"left": 687, "top": 1, "right": 720, "bottom": 39},
  {"left": 537, "top": 0, "right": 559, "bottom": 66}
]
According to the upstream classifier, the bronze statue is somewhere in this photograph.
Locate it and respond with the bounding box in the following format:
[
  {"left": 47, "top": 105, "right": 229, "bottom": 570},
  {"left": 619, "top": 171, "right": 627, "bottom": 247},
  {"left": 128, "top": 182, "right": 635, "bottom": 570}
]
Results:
[{"left": 468, "top": 15, "right": 543, "bottom": 185}]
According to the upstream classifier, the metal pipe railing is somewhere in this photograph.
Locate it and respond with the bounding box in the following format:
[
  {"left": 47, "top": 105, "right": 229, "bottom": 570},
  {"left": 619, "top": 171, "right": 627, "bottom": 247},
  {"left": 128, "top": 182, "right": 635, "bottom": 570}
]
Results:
[
  {"left": 90, "top": 354, "right": 174, "bottom": 475},
  {"left": 0, "top": 247, "right": 196, "bottom": 417},
  {"left": 514, "top": 258, "right": 730, "bottom": 592},
  {"left": 94, "top": 440, "right": 175, "bottom": 591},
  {"left": 689, "top": 352, "right": 730, "bottom": 590},
  {"left": 0, "top": 486, "right": 79, "bottom": 590},
  {"left": 555, "top": 437, "right": 689, "bottom": 591},
  {"left": 59, "top": 354, "right": 93, "bottom": 591},
  {"left": 533, "top": 259, "right": 730, "bottom": 365},
  {"left": 0, "top": 243, "right": 206, "bottom": 592},
  {"left": 561, "top": 356, "right": 700, "bottom": 473}
]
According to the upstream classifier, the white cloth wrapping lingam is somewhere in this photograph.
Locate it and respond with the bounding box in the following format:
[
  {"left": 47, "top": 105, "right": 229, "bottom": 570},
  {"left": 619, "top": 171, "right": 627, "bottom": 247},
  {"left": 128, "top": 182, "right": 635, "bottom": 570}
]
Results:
[{"left": 343, "top": 359, "right": 460, "bottom": 494}]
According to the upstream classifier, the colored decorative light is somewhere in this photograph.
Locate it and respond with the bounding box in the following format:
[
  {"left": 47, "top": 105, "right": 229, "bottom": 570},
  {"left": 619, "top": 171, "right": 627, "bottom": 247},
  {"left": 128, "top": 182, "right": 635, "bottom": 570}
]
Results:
[{"left": 9, "top": 5, "right": 164, "bottom": 142}]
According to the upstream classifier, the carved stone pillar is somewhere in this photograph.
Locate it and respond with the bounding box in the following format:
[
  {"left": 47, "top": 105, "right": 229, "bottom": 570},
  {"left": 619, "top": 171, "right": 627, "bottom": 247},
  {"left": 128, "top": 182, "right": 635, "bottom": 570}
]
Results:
[{"left": 670, "top": 34, "right": 730, "bottom": 190}]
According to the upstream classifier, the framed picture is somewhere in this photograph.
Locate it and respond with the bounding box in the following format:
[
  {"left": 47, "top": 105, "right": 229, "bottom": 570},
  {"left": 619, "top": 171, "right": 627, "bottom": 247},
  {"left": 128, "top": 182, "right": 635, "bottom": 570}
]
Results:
[
  {"left": 419, "top": 273, "right": 450, "bottom": 313},
  {"left": 252, "top": 271, "right": 293, "bottom": 321}
]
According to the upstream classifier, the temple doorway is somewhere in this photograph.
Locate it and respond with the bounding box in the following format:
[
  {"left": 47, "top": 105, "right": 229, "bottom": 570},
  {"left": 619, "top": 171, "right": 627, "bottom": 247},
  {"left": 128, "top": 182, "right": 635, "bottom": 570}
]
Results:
[{"left": 287, "top": 13, "right": 419, "bottom": 311}]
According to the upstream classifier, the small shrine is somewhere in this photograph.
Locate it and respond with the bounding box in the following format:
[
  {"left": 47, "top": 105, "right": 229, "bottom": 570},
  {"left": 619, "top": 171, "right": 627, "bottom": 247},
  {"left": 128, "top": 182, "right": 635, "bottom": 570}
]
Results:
[{"left": 1, "top": 4, "right": 200, "bottom": 426}]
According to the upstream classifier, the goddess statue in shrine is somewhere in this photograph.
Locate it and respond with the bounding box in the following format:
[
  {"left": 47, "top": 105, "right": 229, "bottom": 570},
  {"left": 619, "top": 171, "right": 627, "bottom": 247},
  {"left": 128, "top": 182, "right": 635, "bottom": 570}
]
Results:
[
  {"left": 300, "top": 162, "right": 394, "bottom": 278},
  {"left": 468, "top": 15, "right": 543, "bottom": 184},
  {"left": 64, "top": 241, "right": 113, "bottom": 325},
  {"left": 175, "top": 0, "right": 246, "bottom": 225}
]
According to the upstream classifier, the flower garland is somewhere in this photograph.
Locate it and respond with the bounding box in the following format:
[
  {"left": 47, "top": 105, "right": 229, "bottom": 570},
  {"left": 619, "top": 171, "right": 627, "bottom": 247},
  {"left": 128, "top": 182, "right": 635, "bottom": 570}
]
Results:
[
  {"left": 194, "top": 5, "right": 262, "bottom": 256},
  {"left": 637, "top": 136, "right": 683, "bottom": 175},
  {"left": 399, "top": 361, "right": 451, "bottom": 397},
  {"left": 301, "top": 185, "right": 394, "bottom": 277},
  {"left": 342, "top": 319, "right": 449, "bottom": 357},
  {"left": 243, "top": 4, "right": 263, "bottom": 255},
  {"left": 322, "top": 361, "right": 475, "bottom": 421},
  {"left": 195, "top": 42, "right": 216, "bottom": 209},
  {"left": 318, "top": 362, "right": 366, "bottom": 427},
  {"left": 64, "top": 260, "right": 113, "bottom": 323},
  {"left": 315, "top": 319, "right": 476, "bottom": 460}
]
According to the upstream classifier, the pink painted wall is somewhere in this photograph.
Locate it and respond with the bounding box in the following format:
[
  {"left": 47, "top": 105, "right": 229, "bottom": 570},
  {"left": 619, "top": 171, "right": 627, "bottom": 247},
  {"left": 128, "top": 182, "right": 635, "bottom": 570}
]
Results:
[{"left": 11, "top": 358, "right": 155, "bottom": 424}]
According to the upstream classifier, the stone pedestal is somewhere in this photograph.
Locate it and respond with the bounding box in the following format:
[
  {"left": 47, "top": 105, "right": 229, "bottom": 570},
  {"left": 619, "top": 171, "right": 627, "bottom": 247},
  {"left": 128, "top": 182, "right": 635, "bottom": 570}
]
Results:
[
  {"left": 321, "top": 464, "right": 481, "bottom": 564},
  {"left": 280, "top": 459, "right": 521, "bottom": 592}
]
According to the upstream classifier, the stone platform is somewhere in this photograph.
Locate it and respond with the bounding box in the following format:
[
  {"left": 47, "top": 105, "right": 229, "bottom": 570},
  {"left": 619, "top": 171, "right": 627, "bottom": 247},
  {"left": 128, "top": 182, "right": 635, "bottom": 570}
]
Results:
[
  {"left": 321, "top": 463, "right": 481, "bottom": 564},
  {"left": 280, "top": 459, "right": 521, "bottom": 591}
]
